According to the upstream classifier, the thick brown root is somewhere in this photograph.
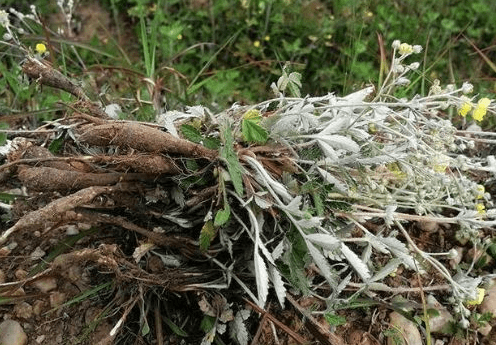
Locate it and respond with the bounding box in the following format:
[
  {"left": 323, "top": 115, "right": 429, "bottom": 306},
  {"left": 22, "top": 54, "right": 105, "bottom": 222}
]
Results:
[
  {"left": 92, "top": 154, "right": 181, "bottom": 174},
  {"left": 17, "top": 166, "right": 155, "bottom": 192},
  {"left": 0, "top": 185, "right": 114, "bottom": 244},
  {"left": 22, "top": 57, "right": 89, "bottom": 101},
  {"left": 78, "top": 122, "right": 218, "bottom": 160}
]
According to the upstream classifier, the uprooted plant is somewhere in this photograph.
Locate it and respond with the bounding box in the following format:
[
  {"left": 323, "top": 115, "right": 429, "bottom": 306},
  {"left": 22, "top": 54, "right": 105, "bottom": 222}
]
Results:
[{"left": 1, "top": 7, "right": 496, "bottom": 343}]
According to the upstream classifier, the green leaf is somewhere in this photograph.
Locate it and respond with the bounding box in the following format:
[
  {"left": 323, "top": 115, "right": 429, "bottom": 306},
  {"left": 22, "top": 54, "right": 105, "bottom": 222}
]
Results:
[
  {"left": 180, "top": 124, "right": 203, "bottom": 143},
  {"left": 48, "top": 135, "right": 65, "bottom": 154},
  {"left": 324, "top": 313, "right": 347, "bottom": 326},
  {"left": 199, "top": 220, "right": 218, "bottom": 251},
  {"left": 163, "top": 316, "right": 189, "bottom": 337},
  {"left": 0, "top": 192, "right": 18, "bottom": 203},
  {"left": 220, "top": 123, "right": 244, "bottom": 196},
  {"left": 0, "top": 122, "right": 8, "bottom": 146},
  {"left": 203, "top": 137, "right": 221, "bottom": 150},
  {"left": 242, "top": 119, "right": 268, "bottom": 144},
  {"left": 214, "top": 205, "right": 231, "bottom": 227},
  {"left": 200, "top": 315, "right": 216, "bottom": 333}
]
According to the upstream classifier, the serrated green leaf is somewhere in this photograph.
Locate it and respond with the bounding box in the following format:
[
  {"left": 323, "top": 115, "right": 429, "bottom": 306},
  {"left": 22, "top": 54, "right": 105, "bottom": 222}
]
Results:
[
  {"left": 180, "top": 124, "right": 203, "bottom": 143},
  {"left": 243, "top": 109, "right": 262, "bottom": 122},
  {"left": 214, "top": 205, "right": 231, "bottom": 227},
  {"left": 203, "top": 137, "right": 221, "bottom": 150},
  {"left": 242, "top": 119, "right": 268, "bottom": 144},
  {"left": 199, "top": 220, "right": 218, "bottom": 251},
  {"left": 220, "top": 123, "right": 244, "bottom": 196}
]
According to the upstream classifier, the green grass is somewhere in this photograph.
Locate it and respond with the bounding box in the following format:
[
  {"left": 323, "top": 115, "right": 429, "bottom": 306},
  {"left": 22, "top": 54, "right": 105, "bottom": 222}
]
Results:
[{"left": 2, "top": 0, "right": 496, "bottom": 119}]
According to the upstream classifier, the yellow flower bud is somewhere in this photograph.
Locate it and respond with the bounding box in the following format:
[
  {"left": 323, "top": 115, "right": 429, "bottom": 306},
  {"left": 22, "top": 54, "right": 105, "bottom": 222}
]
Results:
[
  {"left": 473, "top": 97, "right": 491, "bottom": 122},
  {"left": 465, "top": 288, "right": 485, "bottom": 305},
  {"left": 398, "top": 43, "right": 413, "bottom": 55},
  {"left": 458, "top": 98, "right": 472, "bottom": 117},
  {"left": 35, "top": 43, "right": 47, "bottom": 54}
]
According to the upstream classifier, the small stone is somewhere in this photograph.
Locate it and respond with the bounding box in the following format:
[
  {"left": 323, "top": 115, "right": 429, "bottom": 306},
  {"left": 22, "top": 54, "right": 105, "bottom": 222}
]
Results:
[
  {"left": 0, "top": 319, "right": 27, "bottom": 345},
  {"left": 35, "top": 335, "right": 46, "bottom": 344},
  {"left": 31, "top": 277, "right": 57, "bottom": 293},
  {"left": 14, "top": 302, "right": 33, "bottom": 319},
  {"left": 478, "top": 323, "right": 492, "bottom": 336},
  {"left": 387, "top": 311, "right": 422, "bottom": 345},
  {"left": 32, "top": 300, "right": 46, "bottom": 316},
  {"left": 481, "top": 280, "right": 496, "bottom": 317},
  {"left": 14, "top": 269, "right": 28, "bottom": 280},
  {"left": 2, "top": 287, "right": 26, "bottom": 297},
  {"left": 30, "top": 247, "right": 46, "bottom": 260},
  {"left": 418, "top": 220, "right": 438, "bottom": 232},
  {"left": 49, "top": 291, "right": 66, "bottom": 308},
  {"left": 65, "top": 225, "right": 79, "bottom": 235},
  {"left": 426, "top": 295, "right": 453, "bottom": 333}
]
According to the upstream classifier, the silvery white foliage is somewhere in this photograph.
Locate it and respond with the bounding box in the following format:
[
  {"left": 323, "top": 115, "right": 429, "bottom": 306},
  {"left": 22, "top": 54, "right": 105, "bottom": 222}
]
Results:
[
  {"left": 316, "top": 167, "right": 348, "bottom": 193},
  {"left": 268, "top": 264, "right": 286, "bottom": 307},
  {"left": 380, "top": 236, "right": 419, "bottom": 271},
  {"left": 305, "top": 233, "right": 341, "bottom": 251},
  {"left": 271, "top": 240, "right": 286, "bottom": 261},
  {"left": 452, "top": 272, "right": 483, "bottom": 300},
  {"left": 317, "top": 140, "right": 339, "bottom": 161},
  {"left": 318, "top": 115, "right": 350, "bottom": 135},
  {"left": 271, "top": 66, "right": 302, "bottom": 97},
  {"left": 340, "top": 243, "right": 371, "bottom": 281},
  {"left": 253, "top": 249, "right": 269, "bottom": 308},
  {"left": 245, "top": 156, "right": 293, "bottom": 203},
  {"left": 384, "top": 204, "right": 398, "bottom": 226},
  {"left": 186, "top": 105, "right": 207, "bottom": 117},
  {"left": 229, "top": 309, "right": 250, "bottom": 345},
  {"left": 271, "top": 101, "right": 317, "bottom": 135},
  {"left": 293, "top": 216, "right": 323, "bottom": 229},
  {"left": 156, "top": 110, "right": 199, "bottom": 137},
  {"left": 356, "top": 155, "right": 398, "bottom": 165},
  {"left": 335, "top": 86, "right": 375, "bottom": 116},
  {"left": 309, "top": 134, "right": 360, "bottom": 153},
  {"left": 372, "top": 105, "right": 391, "bottom": 121},
  {"left": 104, "top": 103, "right": 122, "bottom": 119},
  {"left": 306, "top": 240, "right": 338, "bottom": 289},
  {"left": 370, "top": 258, "right": 402, "bottom": 282}
]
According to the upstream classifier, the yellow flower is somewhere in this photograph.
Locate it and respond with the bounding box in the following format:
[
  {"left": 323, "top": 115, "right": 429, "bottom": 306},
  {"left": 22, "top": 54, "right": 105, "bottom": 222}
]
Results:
[
  {"left": 476, "top": 185, "right": 485, "bottom": 199},
  {"left": 264, "top": 35, "right": 270, "bottom": 41},
  {"left": 465, "top": 288, "right": 485, "bottom": 305},
  {"left": 398, "top": 43, "right": 413, "bottom": 55},
  {"left": 432, "top": 155, "right": 449, "bottom": 173},
  {"left": 476, "top": 203, "right": 486, "bottom": 215},
  {"left": 458, "top": 96, "right": 473, "bottom": 117},
  {"left": 253, "top": 40, "right": 260, "bottom": 48},
  {"left": 177, "top": 34, "right": 183, "bottom": 40},
  {"left": 35, "top": 43, "right": 47, "bottom": 54},
  {"left": 473, "top": 97, "right": 491, "bottom": 122}
]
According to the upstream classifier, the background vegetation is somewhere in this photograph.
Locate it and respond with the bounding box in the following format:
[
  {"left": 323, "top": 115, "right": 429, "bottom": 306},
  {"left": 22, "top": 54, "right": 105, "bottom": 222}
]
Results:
[{"left": 2, "top": 0, "right": 496, "bottom": 121}]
